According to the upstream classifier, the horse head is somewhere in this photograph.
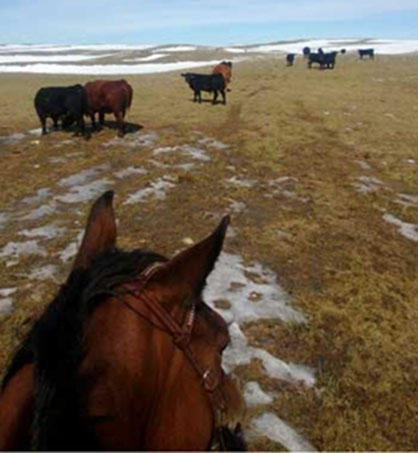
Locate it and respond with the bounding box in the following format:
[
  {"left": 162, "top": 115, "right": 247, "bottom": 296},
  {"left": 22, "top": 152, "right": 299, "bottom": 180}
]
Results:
[{"left": 0, "top": 191, "right": 246, "bottom": 451}]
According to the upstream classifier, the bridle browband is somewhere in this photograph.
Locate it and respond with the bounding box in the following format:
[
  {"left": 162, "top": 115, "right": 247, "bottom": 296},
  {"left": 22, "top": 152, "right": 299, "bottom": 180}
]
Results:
[{"left": 120, "top": 261, "right": 227, "bottom": 423}]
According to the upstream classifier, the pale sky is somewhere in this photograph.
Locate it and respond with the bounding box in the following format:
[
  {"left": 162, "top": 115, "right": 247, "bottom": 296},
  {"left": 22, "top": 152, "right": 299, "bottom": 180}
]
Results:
[{"left": 1, "top": 0, "right": 418, "bottom": 45}]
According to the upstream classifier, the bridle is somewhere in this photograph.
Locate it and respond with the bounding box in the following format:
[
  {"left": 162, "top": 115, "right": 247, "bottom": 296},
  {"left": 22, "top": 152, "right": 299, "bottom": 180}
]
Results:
[{"left": 119, "top": 261, "right": 230, "bottom": 443}]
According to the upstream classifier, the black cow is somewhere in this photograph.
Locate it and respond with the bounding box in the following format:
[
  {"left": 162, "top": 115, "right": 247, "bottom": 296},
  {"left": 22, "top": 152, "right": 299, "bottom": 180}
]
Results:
[
  {"left": 302, "top": 46, "right": 311, "bottom": 58},
  {"left": 286, "top": 53, "right": 296, "bottom": 66},
  {"left": 358, "top": 48, "right": 374, "bottom": 59},
  {"left": 34, "top": 84, "right": 88, "bottom": 136},
  {"left": 340, "top": 48, "right": 347, "bottom": 54},
  {"left": 324, "top": 51, "right": 338, "bottom": 69},
  {"left": 308, "top": 51, "right": 337, "bottom": 70},
  {"left": 181, "top": 73, "right": 226, "bottom": 104}
]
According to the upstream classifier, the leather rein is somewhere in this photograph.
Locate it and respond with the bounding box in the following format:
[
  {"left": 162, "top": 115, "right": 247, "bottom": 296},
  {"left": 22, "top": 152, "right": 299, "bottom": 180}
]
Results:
[{"left": 119, "top": 262, "right": 227, "bottom": 429}]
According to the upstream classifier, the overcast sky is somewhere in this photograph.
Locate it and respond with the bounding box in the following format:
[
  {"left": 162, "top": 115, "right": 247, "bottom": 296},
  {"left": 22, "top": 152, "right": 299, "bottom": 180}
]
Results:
[{"left": 1, "top": 0, "right": 418, "bottom": 45}]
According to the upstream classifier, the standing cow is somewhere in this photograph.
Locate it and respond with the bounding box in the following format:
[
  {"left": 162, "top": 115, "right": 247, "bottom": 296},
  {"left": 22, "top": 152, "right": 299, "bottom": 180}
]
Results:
[
  {"left": 34, "top": 84, "right": 88, "bottom": 137},
  {"left": 181, "top": 73, "right": 226, "bottom": 105},
  {"left": 358, "top": 49, "right": 375, "bottom": 59},
  {"left": 286, "top": 53, "right": 296, "bottom": 66},
  {"left": 84, "top": 79, "right": 133, "bottom": 137}
]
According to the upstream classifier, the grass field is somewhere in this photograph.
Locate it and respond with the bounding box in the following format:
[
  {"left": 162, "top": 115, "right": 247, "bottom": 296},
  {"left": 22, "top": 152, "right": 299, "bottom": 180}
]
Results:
[{"left": 0, "top": 53, "right": 418, "bottom": 450}]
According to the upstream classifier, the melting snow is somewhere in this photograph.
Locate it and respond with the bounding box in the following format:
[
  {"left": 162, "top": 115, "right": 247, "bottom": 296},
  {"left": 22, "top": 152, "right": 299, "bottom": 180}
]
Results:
[
  {"left": 228, "top": 176, "right": 257, "bottom": 188},
  {"left": 0, "top": 213, "right": 9, "bottom": 230},
  {"left": 28, "top": 264, "right": 59, "bottom": 281},
  {"left": 223, "top": 323, "right": 315, "bottom": 387},
  {"left": 58, "top": 231, "right": 83, "bottom": 263},
  {"left": 352, "top": 176, "right": 386, "bottom": 194},
  {"left": 58, "top": 165, "right": 109, "bottom": 188},
  {"left": 55, "top": 178, "right": 114, "bottom": 204},
  {"left": 153, "top": 144, "right": 210, "bottom": 162},
  {"left": 158, "top": 46, "right": 198, "bottom": 52},
  {"left": 354, "top": 160, "right": 372, "bottom": 170},
  {"left": 383, "top": 213, "right": 418, "bottom": 242},
  {"left": 21, "top": 188, "right": 51, "bottom": 205},
  {"left": 251, "top": 412, "right": 316, "bottom": 451},
  {"left": 124, "top": 177, "right": 175, "bottom": 204},
  {"left": 197, "top": 137, "right": 230, "bottom": 150},
  {"left": 0, "top": 54, "right": 112, "bottom": 64},
  {"left": 0, "top": 60, "right": 221, "bottom": 75},
  {"left": 123, "top": 53, "right": 168, "bottom": 62},
  {"left": 115, "top": 166, "right": 147, "bottom": 179},
  {"left": 244, "top": 381, "right": 274, "bottom": 407},
  {"left": 20, "top": 203, "right": 58, "bottom": 221},
  {"left": 205, "top": 252, "right": 305, "bottom": 325},
  {"left": 0, "top": 240, "right": 47, "bottom": 261},
  {"left": 103, "top": 131, "right": 159, "bottom": 149},
  {"left": 19, "top": 224, "right": 67, "bottom": 240},
  {"left": 396, "top": 193, "right": 418, "bottom": 207},
  {"left": 0, "top": 288, "right": 17, "bottom": 316}
]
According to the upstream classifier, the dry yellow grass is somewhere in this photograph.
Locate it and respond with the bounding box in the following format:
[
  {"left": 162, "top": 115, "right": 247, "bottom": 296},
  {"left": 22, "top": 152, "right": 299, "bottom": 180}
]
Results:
[{"left": 0, "top": 53, "right": 418, "bottom": 450}]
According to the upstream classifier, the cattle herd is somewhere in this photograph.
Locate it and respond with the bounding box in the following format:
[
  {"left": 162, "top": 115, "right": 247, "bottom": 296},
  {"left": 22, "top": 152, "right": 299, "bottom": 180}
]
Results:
[
  {"left": 33, "top": 61, "right": 233, "bottom": 139},
  {"left": 33, "top": 47, "right": 374, "bottom": 139},
  {"left": 287, "top": 47, "right": 375, "bottom": 69}
]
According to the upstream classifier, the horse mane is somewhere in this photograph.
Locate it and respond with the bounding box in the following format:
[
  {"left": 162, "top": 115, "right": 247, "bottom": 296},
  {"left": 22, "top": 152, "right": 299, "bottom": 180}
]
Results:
[{"left": 2, "top": 248, "right": 166, "bottom": 450}]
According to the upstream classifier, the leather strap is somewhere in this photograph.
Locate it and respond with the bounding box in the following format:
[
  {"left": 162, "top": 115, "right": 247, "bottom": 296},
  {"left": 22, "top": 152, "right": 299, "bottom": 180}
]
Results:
[{"left": 119, "top": 262, "right": 227, "bottom": 420}]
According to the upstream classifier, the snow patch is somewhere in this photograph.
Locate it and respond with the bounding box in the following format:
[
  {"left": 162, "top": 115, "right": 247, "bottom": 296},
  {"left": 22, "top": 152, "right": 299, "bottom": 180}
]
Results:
[
  {"left": 0, "top": 213, "right": 9, "bottom": 230},
  {"left": 153, "top": 144, "right": 210, "bottom": 162},
  {"left": 124, "top": 177, "right": 176, "bottom": 204},
  {"left": 123, "top": 53, "right": 168, "bottom": 62},
  {"left": 58, "top": 165, "right": 109, "bottom": 188},
  {"left": 0, "top": 240, "right": 47, "bottom": 263},
  {"left": 0, "top": 60, "right": 221, "bottom": 75},
  {"left": 58, "top": 231, "right": 83, "bottom": 263},
  {"left": 20, "top": 203, "right": 58, "bottom": 221},
  {"left": 28, "top": 264, "right": 59, "bottom": 281},
  {"left": 19, "top": 224, "right": 67, "bottom": 240},
  {"left": 0, "top": 54, "right": 112, "bottom": 63},
  {"left": 224, "top": 323, "right": 315, "bottom": 387},
  {"left": 55, "top": 178, "right": 114, "bottom": 204},
  {"left": 244, "top": 381, "right": 274, "bottom": 407},
  {"left": 115, "top": 166, "right": 147, "bottom": 179},
  {"left": 251, "top": 412, "right": 316, "bottom": 451},
  {"left": 103, "top": 131, "right": 159, "bottom": 149},
  {"left": 21, "top": 188, "right": 51, "bottom": 205},
  {"left": 383, "top": 213, "right": 418, "bottom": 242},
  {"left": 228, "top": 176, "right": 257, "bottom": 188},
  {"left": 205, "top": 252, "right": 306, "bottom": 326}
]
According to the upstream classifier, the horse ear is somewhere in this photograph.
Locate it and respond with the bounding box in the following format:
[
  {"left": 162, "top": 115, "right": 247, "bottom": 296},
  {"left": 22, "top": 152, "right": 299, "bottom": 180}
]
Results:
[
  {"left": 72, "top": 191, "right": 117, "bottom": 270},
  {"left": 149, "top": 216, "right": 229, "bottom": 305}
]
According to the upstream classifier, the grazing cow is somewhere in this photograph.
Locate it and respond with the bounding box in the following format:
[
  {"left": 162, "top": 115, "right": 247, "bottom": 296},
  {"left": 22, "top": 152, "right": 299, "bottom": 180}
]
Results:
[
  {"left": 286, "top": 53, "right": 296, "bottom": 66},
  {"left": 212, "top": 61, "right": 232, "bottom": 85},
  {"left": 34, "top": 84, "right": 88, "bottom": 137},
  {"left": 84, "top": 79, "right": 133, "bottom": 137},
  {"left": 181, "top": 73, "right": 226, "bottom": 105},
  {"left": 303, "top": 46, "right": 311, "bottom": 58},
  {"left": 358, "top": 48, "right": 374, "bottom": 59}
]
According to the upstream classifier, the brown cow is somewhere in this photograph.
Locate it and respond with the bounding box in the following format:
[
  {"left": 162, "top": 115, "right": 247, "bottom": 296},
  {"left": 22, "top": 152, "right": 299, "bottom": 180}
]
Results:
[
  {"left": 212, "top": 61, "right": 232, "bottom": 86},
  {"left": 84, "top": 79, "right": 133, "bottom": 137}
]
